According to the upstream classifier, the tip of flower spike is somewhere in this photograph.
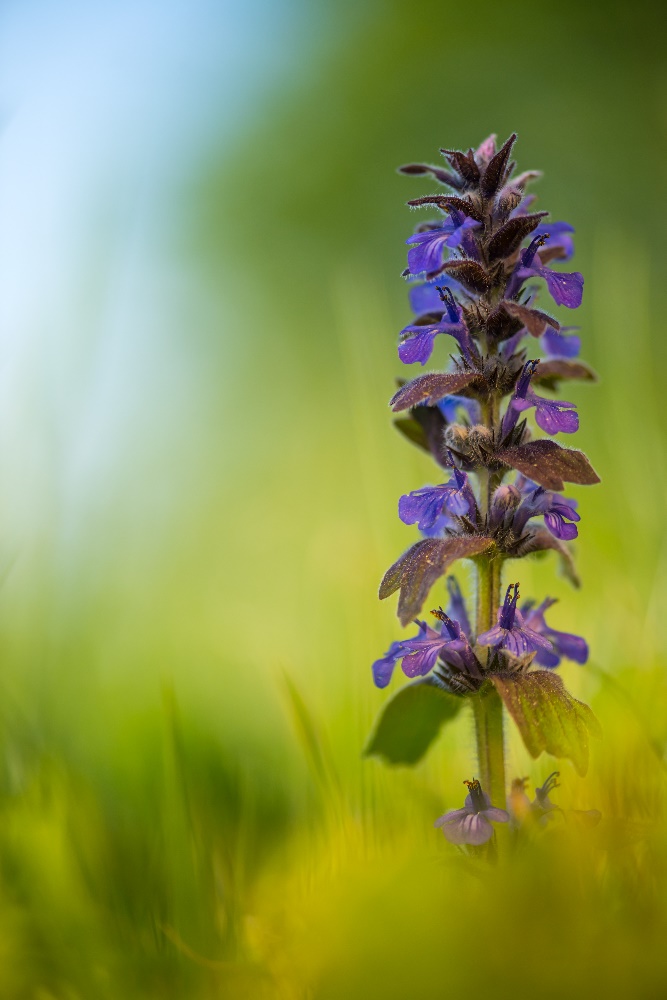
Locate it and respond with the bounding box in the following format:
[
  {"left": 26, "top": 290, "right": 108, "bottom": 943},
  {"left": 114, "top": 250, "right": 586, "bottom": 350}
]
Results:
[{"left": 463, "top": 778, "right": 482, "bottom": 793}]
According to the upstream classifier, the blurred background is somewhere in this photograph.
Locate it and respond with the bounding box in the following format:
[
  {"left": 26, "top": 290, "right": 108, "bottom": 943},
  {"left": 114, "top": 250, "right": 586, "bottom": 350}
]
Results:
[{"left": 0, "top": 0, "right": 666, "bottom": 995}]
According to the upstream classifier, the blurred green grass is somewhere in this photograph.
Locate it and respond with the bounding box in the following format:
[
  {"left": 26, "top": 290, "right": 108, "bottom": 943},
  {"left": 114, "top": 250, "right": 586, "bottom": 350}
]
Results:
[{"left": 0, "top": 0, "right": 666, "bottom": 996}]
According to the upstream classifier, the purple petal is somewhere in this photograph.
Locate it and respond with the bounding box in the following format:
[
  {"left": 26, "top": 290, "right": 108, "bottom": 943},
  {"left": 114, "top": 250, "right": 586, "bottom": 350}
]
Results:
[
  {"left": 398, "top": 487, "right": 447, "bottom": 532},
  {"left": 549, "top": 629, "right": 588, "bottom": 664},
  {"left": 544, "top": 512, "right": 579, "bottom": 540},
  {"left": 477, "top": 625, "right": 507, "bottom": 647},
  {"left": 400, "top": 642, "right": 444, "bottom": 677},
  {"left": 437, "top": 395, "right": 481, "bottom": 425},
  {"left": 482, "top": 807, "right": 510, "bottom": 823},
  {"left": 442, "top": 812, "right": 494, "bottom": 845},
  {"left": 372, "top": 641, "right": 402, "bottom": 688},
  {"left": 503, "top": 624, "right": 553, "bottom": 657},
  {"left": 543, "top": 268, "right": 584, "bottom": 309},
  {"left": 434, "top": 807, "right": 469, "bottom": 827},
  {"left": 408, "top": 281, "right": 447, "bottom": 315},
  {"left": 541, "top": 326, "right": 581, "bottom": 359},
  {"left": 398, "top": 328, "right": 438, "bottom": 366},
  {"left": 406, "top": 229, "right": 450, "bottom": 274},
  {"left": 533, "top": 647, "right": 562, "bottom": 669},
  {"left": 534, "top": 397, "right": 579, "bottom": 435},
  {"left": 533, "top": 222, "right": 575, "bottom": 261}
]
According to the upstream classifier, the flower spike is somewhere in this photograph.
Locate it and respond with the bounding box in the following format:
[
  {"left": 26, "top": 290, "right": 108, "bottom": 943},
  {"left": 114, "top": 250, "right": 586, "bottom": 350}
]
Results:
[{"left": 368, "top": 131, "right": 600, "bottom": 818}]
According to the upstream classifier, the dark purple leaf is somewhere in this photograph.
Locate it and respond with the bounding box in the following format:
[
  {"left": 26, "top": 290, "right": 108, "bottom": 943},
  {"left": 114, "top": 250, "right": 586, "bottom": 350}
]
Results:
[
  {"left": 532, "top": 360, "right": 597, "bottom": 390},
  {"left": 502, "top": 302, "right": 559, "bottom": 337},
  {"left": 487, "top": 213, "right": 549, "bottom": 262},
  {"left": 379, "top": 536, "right": 494, "bottom": 625},
  {"left": 441, "top": 260, "right": 490, "bottom": 294},
  {"left": 496, "top": 440, "right": 601, "bottom": 491},
  {"left": 406, "top": 195, "right": 450, "bottom": 211},
  {"left": 492, "top": 670, "right": 601, "bottom": 776},
  {"left": 390, "top": 371, "right": 482, "bottom": 412},
  {"left": 440, "top": 148, "right": 480, "bottom": 185},
  {"left": 481, "top": 133, "right": 517, "bottom": 196},
  {"left": 398, "top": 163, "right": 464, "bottom": 189},
  {"left": 538, "top": 245, "right": 569, "bottom": 265}
]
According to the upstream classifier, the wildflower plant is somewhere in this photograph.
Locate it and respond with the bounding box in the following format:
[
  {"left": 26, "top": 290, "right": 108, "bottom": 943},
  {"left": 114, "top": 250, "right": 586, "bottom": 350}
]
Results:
[{"left": 365, "top": 133, "right": 601, "bottom": 845}]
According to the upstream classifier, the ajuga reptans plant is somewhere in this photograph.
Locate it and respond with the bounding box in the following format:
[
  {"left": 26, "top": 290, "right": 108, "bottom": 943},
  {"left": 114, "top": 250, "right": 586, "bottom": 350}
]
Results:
[{"left": 365, "top": 133, "right": 601, "bottom": 846}]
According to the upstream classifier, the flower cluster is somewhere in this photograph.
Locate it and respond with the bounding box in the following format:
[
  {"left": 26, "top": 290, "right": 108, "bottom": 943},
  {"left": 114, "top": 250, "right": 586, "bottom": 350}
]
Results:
[{"left": 367, "top": 133, "right": 601, "bottom": 846}]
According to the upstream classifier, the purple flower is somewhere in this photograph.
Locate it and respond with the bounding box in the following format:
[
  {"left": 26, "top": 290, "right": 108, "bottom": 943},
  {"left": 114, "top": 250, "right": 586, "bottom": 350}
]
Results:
[
  {"left": 408, "top": 276, "right": 458, "bottom": 316},
  {"left": 533, "top": 771, "right": 561, "bottom": 815},
  {"left": 477, "top": 583, "right": 554, "bottom": 658},
  {"left": 437, "top": 394, "right": 481, "bottom": 425},
  {"left": 501, "top": 360, "right": 578, "bottom": 437},
  {"left": 371, "top": 606, "right": 479, "bottom": 688},
  {"left": 532, "top": 222, "right": 575, "bottom": 261},
  {"left": 506, "top": 235, "right": 583, "bottom": 308},
  {"left": 398, "top": 612, "right": 475, "bottom": 678},
  {"left": 434, "top": 778, "right": 509, "bottom": 845},
  {"left": 418, "top": 512, "right": 454, "bottom": 539},
  {"left": 399, "top": 460, "right": 474, "bottom": 531},
  {"left": 521, "top": 597, "right": 588, "bottom": 668},
  {"left": 512, "top": 485, "right": 580, "bottom": 541},
  {"left": 541, "top": 325, "right": 581, "bottom": 359},
  {"left": 399, "top": 287, "right": 476, "bottom": 365},
  {"left": 406, "top": 213, "right": 479, "bottom": 275}
]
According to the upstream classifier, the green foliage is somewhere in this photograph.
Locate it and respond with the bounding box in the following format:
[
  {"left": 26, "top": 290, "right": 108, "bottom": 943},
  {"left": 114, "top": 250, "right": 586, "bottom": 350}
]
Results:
[
  {"left": 364, "top": 678, "right": 463, "bottom": 765},
  {"left": 493, "top": 671, "right": 602, "bottom": 776}
]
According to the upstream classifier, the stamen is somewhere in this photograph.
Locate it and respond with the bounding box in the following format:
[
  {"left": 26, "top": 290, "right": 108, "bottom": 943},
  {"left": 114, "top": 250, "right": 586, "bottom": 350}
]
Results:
[
  {"left": 431, "top": 607, "right": 458, "bottom": 639},
  {"left": 463, "top": 777, "right": 486, "bottom": 812},
  {"left": 437, "top": 286, "right": 460, "bottom": 323},
  {"left": 499, "top": 582, "right": 520, "bottom": 630},
  {"left": 516, "top": 358, "right": 540, "bottom": 398},
  {"left": 523, "top": 233, "right": 549, "bottom": 267}
]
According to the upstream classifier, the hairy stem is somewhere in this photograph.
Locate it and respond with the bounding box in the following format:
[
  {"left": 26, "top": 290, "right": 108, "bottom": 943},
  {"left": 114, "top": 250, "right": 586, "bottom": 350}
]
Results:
[
  {"left": 473, "top": 684, "right": 506, "bottom": 809},
  {"left": 474, "top": 395, "right": 506, "bottom": 807}
]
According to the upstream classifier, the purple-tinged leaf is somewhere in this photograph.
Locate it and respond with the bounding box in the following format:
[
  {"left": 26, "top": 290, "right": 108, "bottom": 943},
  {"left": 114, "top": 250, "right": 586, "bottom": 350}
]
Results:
[
  {"left": 440, "top": 148, "right": 480, "bottom": 185},
  {"left": 532, "top": 360, "right": 597, "bottom": 391},
  {"left": 441, "top": 260, "right": 490, "bottom": 294},
  {"left": 487, "top": 213, "right": 549, "bottom": 262},
  {"left": 364, "top": 677, "right": 463, "bottom": 766},
  {"left": 379, "top": 536, "right": 494, "bottom": 625},
  {"left": 496, "top": 440, "right": 601, "bottom": 491},
  {"left": 407, "top": 195, "right": 484, "bottom": 224},
  {"left": 481, "top": 133, "right": 517, "bottom": 196},
  {"left": 398, "top": 163, "right": 464, "bottom": 189},
  {"left": 492, "top": 671, "right": 601, "bottom": 776},
  {"left": 511, "top": 170, "right": 542, "bottom": 190},
  {"left": 502, "top": 302, "right": 559, "bottom": 337},
  {"left": 390, "top": 372, "right": 482, "bottom": 412}
]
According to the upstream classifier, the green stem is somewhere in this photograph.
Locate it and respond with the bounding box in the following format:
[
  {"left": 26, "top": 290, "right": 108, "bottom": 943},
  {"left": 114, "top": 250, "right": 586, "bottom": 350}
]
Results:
[
  {"left": 474, "top": 396, "right": 506, "bottom": 809},
  {"left": 473, "top": 679, "right": 506, "bottom": 810}
]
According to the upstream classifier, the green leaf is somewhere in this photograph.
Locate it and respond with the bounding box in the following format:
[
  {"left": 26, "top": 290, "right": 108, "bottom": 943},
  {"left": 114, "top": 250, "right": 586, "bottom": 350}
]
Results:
[
  {"left": 364, "top": 678, "right": 463, "bottom": 766},
  {"left": 393, "top": 417, "right": 430, "bottom": 453},
  {"left": 492, "top": 670, "right": 602, "bottom": 776}
]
